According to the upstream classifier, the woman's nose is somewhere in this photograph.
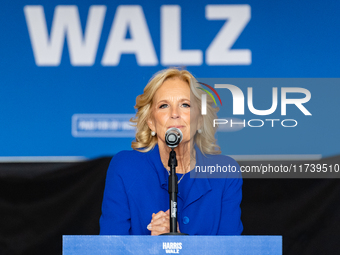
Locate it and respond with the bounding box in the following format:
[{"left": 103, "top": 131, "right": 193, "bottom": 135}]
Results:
[{"left": 171, "top": 106, "right": 180, "bottom": 118}]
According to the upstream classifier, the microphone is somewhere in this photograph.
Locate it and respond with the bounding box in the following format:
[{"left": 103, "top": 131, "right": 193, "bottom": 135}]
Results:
[
  {"left": 162, "top": 127, "right": 188, "bottom": 235},
  {"left": 165, "top": 128, "right": 183, "bottom": 149}
]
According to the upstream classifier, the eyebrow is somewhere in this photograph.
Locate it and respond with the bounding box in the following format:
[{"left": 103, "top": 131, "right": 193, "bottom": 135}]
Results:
[{"left": 156, "top": 98, "right": 190, "bottom": 104}]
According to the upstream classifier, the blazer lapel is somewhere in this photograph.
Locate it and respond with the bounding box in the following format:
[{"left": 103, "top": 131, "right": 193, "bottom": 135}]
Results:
[
  {"left": 182, "top": 145, "right": 212, "bottom": 210},
  {"left": 147, "top": 144, "right": 168, "bottom": 191},
  {"left": 147, "top": 144, "right": 212, "bottom": 208}
]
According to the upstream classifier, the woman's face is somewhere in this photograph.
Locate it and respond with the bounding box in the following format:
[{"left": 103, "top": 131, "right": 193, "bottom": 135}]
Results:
[{"left": 147, "top": 77, "right": 201, "bottom": 145}]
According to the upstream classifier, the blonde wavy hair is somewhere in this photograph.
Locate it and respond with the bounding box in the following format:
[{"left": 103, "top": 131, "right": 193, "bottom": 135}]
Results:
[{"left": 130, "top": 68, "right": 221, "bottom": 155}]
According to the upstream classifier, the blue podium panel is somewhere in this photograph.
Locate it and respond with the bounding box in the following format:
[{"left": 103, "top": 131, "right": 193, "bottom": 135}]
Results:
[{"left": 63, "top": 235, "right": 282, "bottom": 255}]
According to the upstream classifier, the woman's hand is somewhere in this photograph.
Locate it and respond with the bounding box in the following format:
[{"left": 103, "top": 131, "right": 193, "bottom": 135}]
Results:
[{"left": 147, "top": 209, "right": 180, "bottom": 235}]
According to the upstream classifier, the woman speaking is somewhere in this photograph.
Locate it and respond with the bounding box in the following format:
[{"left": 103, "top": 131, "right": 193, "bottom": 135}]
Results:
[{"left": 99, "top": 68, "right": 243, "bottom": 235}]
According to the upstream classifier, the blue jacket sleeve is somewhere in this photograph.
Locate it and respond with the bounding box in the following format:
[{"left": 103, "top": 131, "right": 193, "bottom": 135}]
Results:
[
  {"left": 217, "top": 161, "right": 243, "bottom": 235},
  {"left": 99, "top": 154, "right": 131, "bottom": 235}
]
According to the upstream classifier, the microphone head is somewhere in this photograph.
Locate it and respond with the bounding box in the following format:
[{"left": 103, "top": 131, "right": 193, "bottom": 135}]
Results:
[{"left": 165, "top": 128, "right": 183, "bottom": 148}]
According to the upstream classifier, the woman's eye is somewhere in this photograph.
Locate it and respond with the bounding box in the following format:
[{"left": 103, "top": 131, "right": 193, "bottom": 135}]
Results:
[
  {"left": 182, "top": 103, "right": 190, "bottom": 108},
  {"left": 159, "top": 104, "right": 168, "bottom": 109}
]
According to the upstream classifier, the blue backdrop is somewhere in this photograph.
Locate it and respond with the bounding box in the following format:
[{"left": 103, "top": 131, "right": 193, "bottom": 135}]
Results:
[{"left": 0, "top": 0, "right": 339, "bottom": 159}]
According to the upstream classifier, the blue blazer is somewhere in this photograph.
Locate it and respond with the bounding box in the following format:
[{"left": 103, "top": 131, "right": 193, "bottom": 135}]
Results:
[{"left": 99, "top": 144, "right": 243, "bottom": 235}]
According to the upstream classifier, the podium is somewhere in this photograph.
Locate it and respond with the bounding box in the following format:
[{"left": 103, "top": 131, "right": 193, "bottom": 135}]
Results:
[{"left": 63, "top": 235, "right": 282, "bottom": 254}]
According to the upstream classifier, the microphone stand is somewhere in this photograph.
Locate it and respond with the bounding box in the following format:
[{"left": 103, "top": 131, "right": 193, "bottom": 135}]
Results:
[{"left": 161, "top": 148, "right": 188, "bottom": 235}]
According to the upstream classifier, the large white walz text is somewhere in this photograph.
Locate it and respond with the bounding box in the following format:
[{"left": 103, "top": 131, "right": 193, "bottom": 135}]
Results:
[{"left": 24, "top": 5, "right": 251, "bottom": 66}]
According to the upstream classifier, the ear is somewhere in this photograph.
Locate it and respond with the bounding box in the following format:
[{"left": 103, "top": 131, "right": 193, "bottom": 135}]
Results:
[{"left": 147, "top": 117, "right": 155, "bottom": 132}]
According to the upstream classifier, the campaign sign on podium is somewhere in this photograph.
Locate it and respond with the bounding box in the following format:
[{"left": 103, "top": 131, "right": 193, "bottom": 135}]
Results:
[{"left": 63, "top": 235, "right": 282, "bottom": 255}]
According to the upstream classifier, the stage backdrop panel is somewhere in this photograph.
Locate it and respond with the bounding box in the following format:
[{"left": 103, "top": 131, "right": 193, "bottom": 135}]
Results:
[{"left": 0, "top": 0, "right": 339, "bottom": 159}]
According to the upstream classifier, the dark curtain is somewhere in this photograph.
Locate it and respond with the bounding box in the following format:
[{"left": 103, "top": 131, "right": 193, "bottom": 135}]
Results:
[
  {"left": 241, "top": 155, "right": 340, "bottom": 254},
  {"left": 0, "top": 155, "right": 339, "bottom": 255},
  {"left": 0, "top": 158, "right": 111, "bottom": 255}
]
